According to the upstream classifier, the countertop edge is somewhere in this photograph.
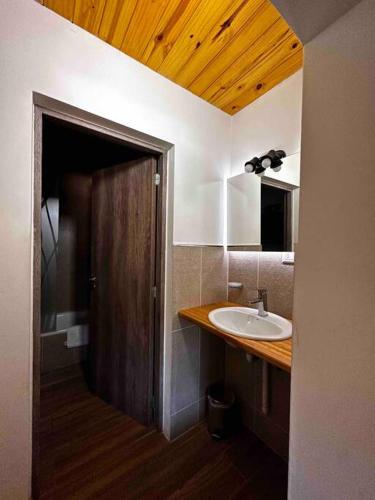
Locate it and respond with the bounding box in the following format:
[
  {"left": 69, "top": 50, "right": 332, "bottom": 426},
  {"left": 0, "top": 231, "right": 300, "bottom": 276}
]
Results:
[{"left": 178, "top": 301, "right": 292, "bottom": 373}]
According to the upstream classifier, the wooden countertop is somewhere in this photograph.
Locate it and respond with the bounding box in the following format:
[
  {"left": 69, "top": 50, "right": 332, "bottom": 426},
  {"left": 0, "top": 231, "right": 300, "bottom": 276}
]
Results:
[{"left": 179, "top": 301, "right": 292, "bottom": 373}]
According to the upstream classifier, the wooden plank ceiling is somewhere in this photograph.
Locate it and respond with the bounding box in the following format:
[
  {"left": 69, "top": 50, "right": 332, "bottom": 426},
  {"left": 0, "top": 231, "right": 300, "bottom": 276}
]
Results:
[{"left": 41, "top": 0, "right": 303, "bottom": 114}]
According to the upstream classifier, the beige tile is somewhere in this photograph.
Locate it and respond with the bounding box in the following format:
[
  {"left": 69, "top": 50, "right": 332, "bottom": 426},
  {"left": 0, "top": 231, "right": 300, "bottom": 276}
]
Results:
[
  {"left": 258, "top": 252, "right": 294, "bottom": 319},
  {"left": 172, "top": 246, "right": 202, "bottom": 330},
  {"left": 171, "top": 326, "right": 200, "bottom": 413},
  {"left": 201, "top": 247, "right": 228, "bottom": 305},
  {"left": 228, "top": 252, "right": 258, "bottom": 305},
  {"left": 170, "top": 402, "right": 199, "bottom": 440}
]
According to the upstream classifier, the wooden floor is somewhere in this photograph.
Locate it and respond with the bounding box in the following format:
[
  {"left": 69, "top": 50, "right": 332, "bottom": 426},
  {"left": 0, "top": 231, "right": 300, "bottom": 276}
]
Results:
[{"left": 39, "top": 366, "right": 288, "bottom": 499}]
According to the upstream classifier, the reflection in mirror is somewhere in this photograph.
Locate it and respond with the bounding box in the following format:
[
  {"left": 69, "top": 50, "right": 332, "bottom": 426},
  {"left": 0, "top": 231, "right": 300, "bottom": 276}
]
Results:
[
  {"left": 226, "top": 154, "right": 300, "bottom": 252},
  {"left": 261, "top": 181, "right": 292, "bottom": 251},
  {"left": 227, "top": 172, "right": 261, "bottom": 251}
]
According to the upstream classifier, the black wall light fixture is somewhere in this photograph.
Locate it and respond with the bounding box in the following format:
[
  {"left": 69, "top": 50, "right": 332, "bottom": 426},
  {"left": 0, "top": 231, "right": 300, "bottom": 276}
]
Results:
[{"left": 245, "top": 150, "right": 286, "bottom": 176}]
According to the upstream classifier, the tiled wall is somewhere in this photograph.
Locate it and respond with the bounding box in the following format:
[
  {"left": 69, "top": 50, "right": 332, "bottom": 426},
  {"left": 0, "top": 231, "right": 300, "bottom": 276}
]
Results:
[
  {"left": 170, "top": 248, "right": 294, "bottom": 444},
  {"left": 226, "top": 251, "right": 293, "bottom": 458},
  {"left": 228, "top": 252, "right": 294, "bottom": 319},
  {"left": 170, "top": 246, "right": 228, "bottom": 439}
]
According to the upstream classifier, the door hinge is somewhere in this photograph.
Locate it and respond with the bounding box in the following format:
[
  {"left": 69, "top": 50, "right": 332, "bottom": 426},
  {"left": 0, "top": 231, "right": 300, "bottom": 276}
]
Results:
[
  {"left": 89, "top": 276, "right": 97, "bottom": 289},
  {"left": 152, "top": 286, "right": 157, "bottom": 299},
  {"left": 154, "top": 173, "right": 161, "bottom": 186}
]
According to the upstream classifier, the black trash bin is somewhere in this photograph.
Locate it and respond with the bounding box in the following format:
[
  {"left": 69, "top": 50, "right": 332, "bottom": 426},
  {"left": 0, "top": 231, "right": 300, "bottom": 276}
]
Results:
[{"left": 207, "top": 383, "right": 236, "bottom": 440}]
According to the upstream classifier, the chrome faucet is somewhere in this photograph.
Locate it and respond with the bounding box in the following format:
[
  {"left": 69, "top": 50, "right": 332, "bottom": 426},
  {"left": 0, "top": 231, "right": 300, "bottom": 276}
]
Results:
[{"left": 249, "top": 288, "right": 268, "bottom": 317}]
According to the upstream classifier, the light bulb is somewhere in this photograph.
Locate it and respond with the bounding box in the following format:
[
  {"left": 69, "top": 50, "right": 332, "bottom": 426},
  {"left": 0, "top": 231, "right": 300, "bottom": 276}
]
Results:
[
  {"left": 244, "top": 157, "right": 259, "bottom": 173},
  {"left": 261, "top": 157, "right": 271, "bottom": 169},
  {"left": 272, "top": 165, "right": 282, "bottom": 172}
]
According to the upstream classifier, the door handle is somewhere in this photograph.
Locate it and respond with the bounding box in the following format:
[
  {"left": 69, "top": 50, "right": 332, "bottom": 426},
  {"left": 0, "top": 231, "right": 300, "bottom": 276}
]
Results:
[{"left": 89, "top": 276, "right": 97, "bottom": 289}]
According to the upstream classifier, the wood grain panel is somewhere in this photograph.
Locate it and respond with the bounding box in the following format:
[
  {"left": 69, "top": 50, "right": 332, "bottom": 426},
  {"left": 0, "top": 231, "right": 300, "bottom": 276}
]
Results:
[
  {"left": 198, "top": 21, "right": 292, "bottom": 101},
  {"left": 141, "top": 0, "right": 201, "bottom": 67},
  {"left": 91, "top": 157, "right": 157, "bottom": 426},
  {"left": 41, "top": 0, "right": 303, "bottom": 113},
  {"left": 157, "top": 0, "right": 248, "bottom": 79},
  {"left": 222, "top": 46, "right": 303, "bottom": 114},
  {"left": 99, "top": 0, "right": 138, "bottom": 48},
  {"left": 39, "top": 367, "right": 287, "bottom": 499},
  {"left": 170, "top": 0, "right": 265, "bottom": 87},
  {"left": 73, "top": 0, "right": 107, "bottom": 35},
  {"left": 179, "top": 301, "right": 292, "bottom": 372},
  {"left": 43, "top": 0, "right": 75, "bottom": 21},
  {"left": 191, "top": 6, "right": 286, "bottom": 96},
  {"left": 120, "top": 0, "right": 170, "bottom": 59},
  {"left": 211, "top": 35, "right": 301, "bottom": 109}
]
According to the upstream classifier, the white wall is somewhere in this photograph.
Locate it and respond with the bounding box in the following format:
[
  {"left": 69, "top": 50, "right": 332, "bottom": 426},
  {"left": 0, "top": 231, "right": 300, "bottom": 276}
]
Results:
[
  {"left": 228, "top": 71, "right": 303, "bottom": 247},
  {"left": 0, "top": 0, "right": 231, "bottom": 497},
  {"left": 230, "top": 70, "right": 303, "bottom": 179},
  {"left": 289, "top": 1, "right": 375, "bottom": 498}
]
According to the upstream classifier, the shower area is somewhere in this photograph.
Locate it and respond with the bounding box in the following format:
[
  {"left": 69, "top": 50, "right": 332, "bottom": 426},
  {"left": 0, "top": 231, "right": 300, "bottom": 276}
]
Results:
[
  {"left": 42, "top": 129, "right": 89, "bottom": 379},
  {"left": 41, "top": 155, "right": 91, "bottom": 374},
  {"left": 40, "top": 116, "right": 130, "bottom": 377}
]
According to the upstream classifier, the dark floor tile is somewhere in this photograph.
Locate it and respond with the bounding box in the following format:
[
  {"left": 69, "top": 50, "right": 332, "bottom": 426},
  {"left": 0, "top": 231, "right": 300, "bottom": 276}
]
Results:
[{"left": 39, "top": 365, "right": 288, "bottom": 500}]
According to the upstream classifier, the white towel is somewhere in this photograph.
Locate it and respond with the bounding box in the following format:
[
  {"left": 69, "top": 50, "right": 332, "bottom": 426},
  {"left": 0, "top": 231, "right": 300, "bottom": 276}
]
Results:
[{"left": 66, "top": 324, "right": 89, "bottom": 348}]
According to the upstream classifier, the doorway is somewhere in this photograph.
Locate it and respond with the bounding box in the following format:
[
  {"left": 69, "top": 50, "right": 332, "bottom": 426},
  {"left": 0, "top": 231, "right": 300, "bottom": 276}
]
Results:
[
  {"left": 33, "top": 95, "right": 170, "bottom": 497},
  {"left": 261, "top": 182, "right": 292, "bottom": 251}
]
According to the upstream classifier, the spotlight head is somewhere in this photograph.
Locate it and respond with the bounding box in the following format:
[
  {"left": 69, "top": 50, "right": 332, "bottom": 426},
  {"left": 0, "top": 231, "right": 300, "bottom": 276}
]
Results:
[
  {"left": 258, "top": 151, "right": 274, "bottom": 170},
  {"left": 267, "top": 149, "right": 277, "bottom": 160},
  {"left": 260, "top": 156, "right": 272, "bottom": 169},
  {"left": 244, "top": 150, "right": 287, "bottom": 174},
  {"left": 245, "top": 157, "right": 259, "bottom": 173},
  {"left": 270, "top": 150, "right": 286, "bottom": 171},
  {"left": 255, "top": 165, "right": 266, "bottom": 176},
  {"left": 275, "top": 150, "right": 286, "bottom": 159},
  {"left": 271, "top": 158, "right": 283, "bottom": 169}
]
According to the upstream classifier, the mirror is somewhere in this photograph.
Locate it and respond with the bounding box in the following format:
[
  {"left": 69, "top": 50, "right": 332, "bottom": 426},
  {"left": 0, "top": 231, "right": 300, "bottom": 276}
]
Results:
[{"left": 227, "top": 153, "right": 300, "bottom": 251}]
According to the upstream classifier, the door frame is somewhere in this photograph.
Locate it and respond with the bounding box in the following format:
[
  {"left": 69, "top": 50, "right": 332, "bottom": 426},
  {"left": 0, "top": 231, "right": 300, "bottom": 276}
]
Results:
[{"left": 32, "top": 92, "right": 173, "bottom": 496}]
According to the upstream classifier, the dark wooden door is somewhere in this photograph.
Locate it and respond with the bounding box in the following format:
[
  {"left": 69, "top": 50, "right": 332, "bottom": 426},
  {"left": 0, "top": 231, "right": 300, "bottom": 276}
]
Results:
[{"left": 90, "top": 156, "right": 158, "bottom": 426}]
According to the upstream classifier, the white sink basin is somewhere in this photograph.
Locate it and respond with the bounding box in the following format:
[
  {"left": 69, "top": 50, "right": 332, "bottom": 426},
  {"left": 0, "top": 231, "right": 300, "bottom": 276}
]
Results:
[{"left": 208, "top": 307, "right": 292, "bottom": 341}]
